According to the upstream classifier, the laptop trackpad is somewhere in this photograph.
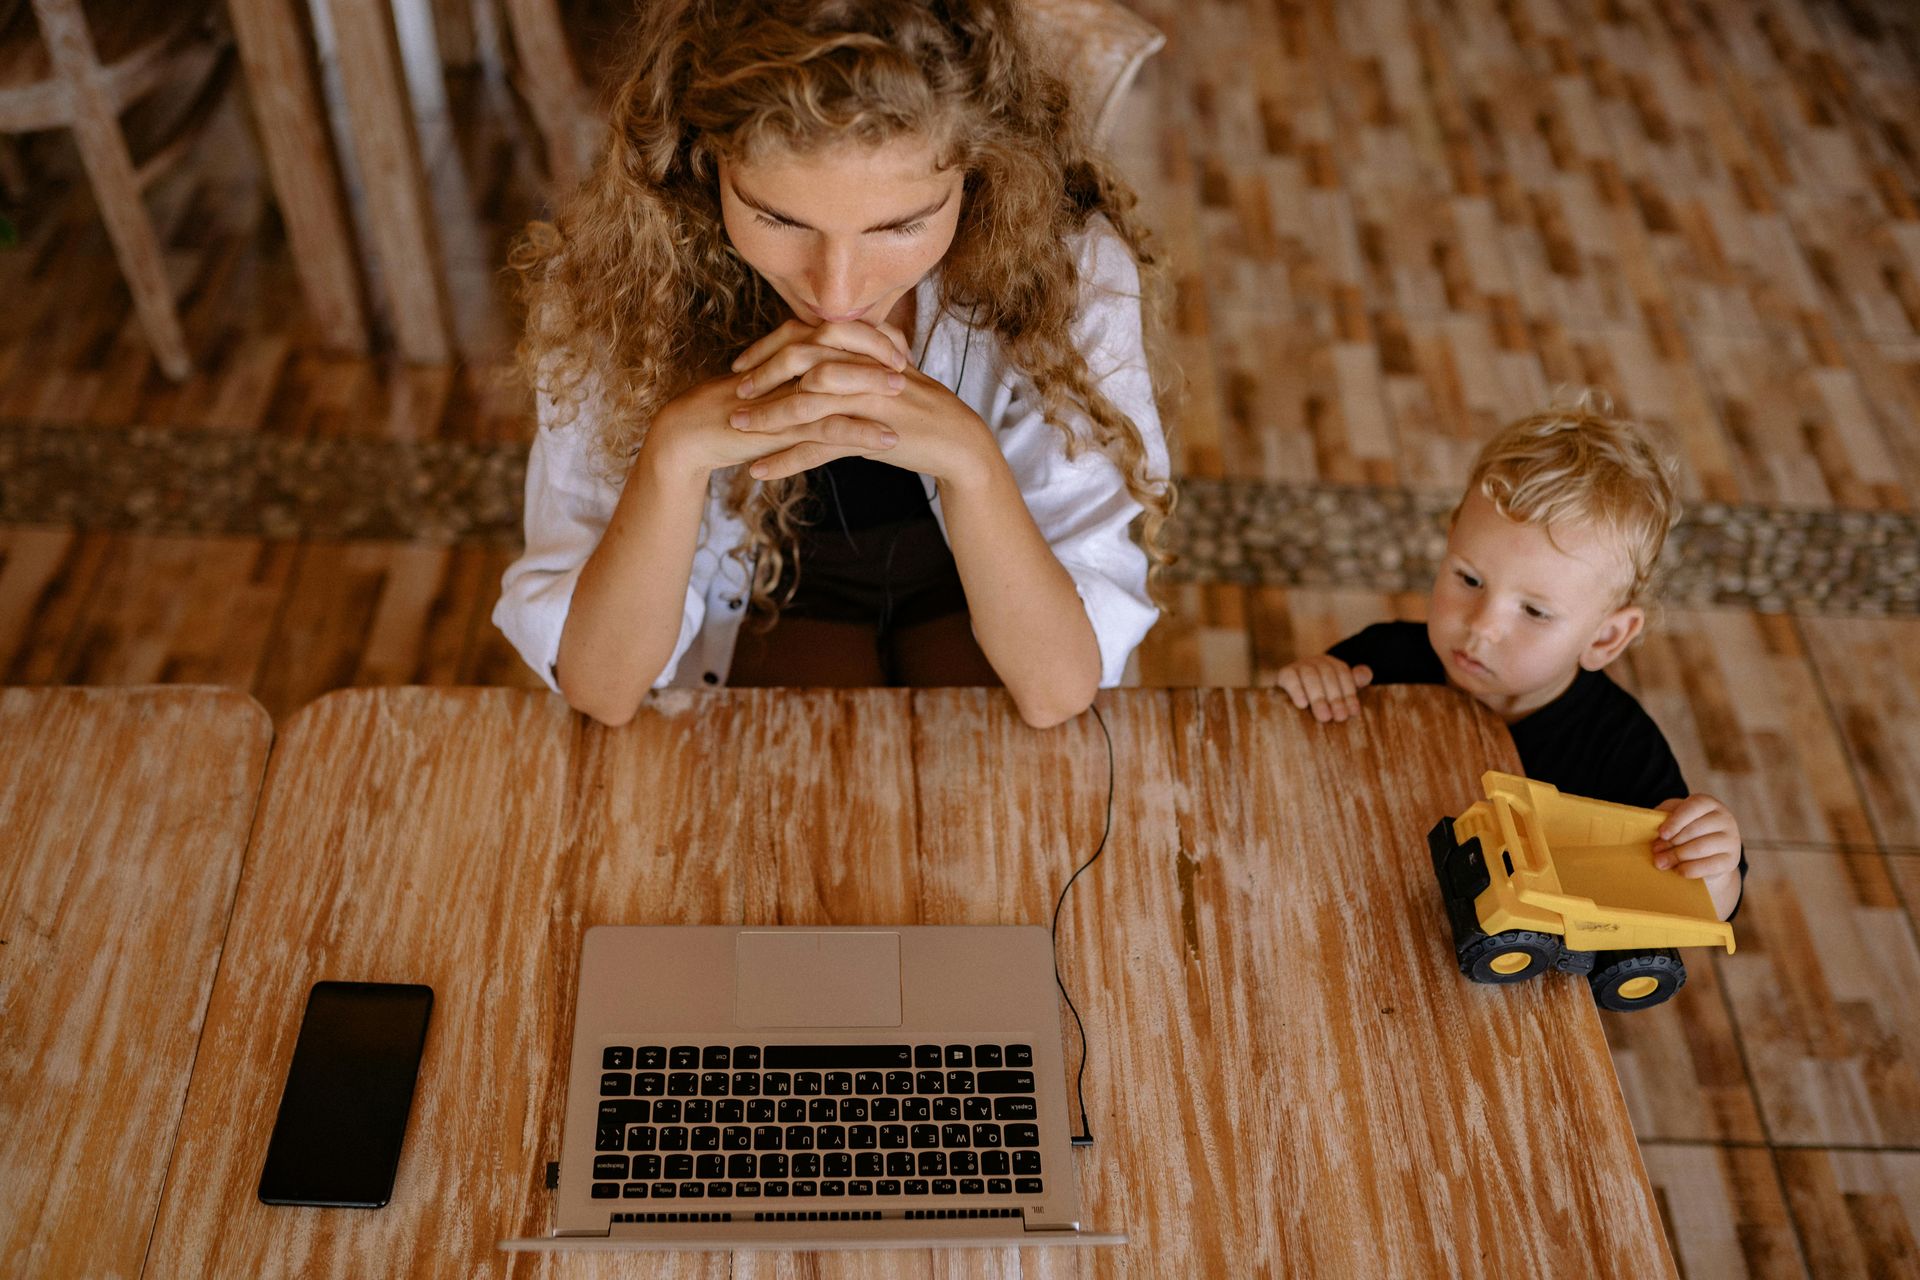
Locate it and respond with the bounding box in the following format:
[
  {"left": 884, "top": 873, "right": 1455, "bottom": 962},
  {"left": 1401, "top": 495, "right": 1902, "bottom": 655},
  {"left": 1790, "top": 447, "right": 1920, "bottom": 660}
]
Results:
[{"left": 733, "top": 932, "right": 903, "bottom": 1028}]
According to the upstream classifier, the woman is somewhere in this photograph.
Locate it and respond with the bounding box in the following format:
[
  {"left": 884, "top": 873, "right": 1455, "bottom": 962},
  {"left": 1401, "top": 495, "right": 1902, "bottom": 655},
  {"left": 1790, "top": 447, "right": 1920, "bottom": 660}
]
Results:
[{"left": 496, "top": 0, "right": 1172, "bottom": 727}]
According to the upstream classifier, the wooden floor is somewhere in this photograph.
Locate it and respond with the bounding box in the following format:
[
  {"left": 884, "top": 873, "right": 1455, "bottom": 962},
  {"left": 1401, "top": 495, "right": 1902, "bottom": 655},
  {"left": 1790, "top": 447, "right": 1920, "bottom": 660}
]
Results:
[{"left": 2, "top": 1, "right": 1918, "bottom": 1274}]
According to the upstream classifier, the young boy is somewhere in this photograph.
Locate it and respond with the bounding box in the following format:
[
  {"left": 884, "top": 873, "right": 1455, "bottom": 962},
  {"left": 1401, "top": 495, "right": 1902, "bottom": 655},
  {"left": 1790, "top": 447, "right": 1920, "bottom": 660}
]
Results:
[{"left": 1277, "top": 405, "right": 1745, "bottom": 920}]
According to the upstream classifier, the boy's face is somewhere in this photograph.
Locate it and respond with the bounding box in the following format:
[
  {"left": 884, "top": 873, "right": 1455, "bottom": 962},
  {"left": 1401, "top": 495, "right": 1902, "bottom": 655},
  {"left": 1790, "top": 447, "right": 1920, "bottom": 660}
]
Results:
[{"left": 1426, "top": 490, "right": 1645, "bottom": 718}]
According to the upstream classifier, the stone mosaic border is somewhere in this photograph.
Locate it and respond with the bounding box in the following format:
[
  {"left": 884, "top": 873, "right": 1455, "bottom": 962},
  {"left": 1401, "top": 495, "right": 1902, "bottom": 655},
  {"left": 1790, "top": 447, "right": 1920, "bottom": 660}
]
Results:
[{"left": 2, "top": 421, "right": 1915, "bottom": 616}]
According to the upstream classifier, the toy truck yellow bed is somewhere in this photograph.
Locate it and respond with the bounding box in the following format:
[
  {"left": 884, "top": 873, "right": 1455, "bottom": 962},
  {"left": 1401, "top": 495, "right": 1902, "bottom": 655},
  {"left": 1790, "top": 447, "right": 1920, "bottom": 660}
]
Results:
[{"left": 1427, "top": 772, "right": 1735, "bottom": 1012}]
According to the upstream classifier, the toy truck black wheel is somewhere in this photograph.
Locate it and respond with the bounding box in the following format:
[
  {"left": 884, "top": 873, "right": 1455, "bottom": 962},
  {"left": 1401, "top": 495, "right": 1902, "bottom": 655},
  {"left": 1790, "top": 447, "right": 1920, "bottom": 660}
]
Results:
[
  {"left": 1458, "top": 930, "right": 1559, "bottom": 984},
  {"left": 1589, "top": 948, "right": 1687, "bottom": 1012}
]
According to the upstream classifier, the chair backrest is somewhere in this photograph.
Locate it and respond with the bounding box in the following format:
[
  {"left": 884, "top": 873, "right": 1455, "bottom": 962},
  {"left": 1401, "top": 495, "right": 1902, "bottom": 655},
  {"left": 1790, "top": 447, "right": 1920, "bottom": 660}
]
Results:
[{"left": 1023, "top": 0, "right": 1165, "bottom": 144}]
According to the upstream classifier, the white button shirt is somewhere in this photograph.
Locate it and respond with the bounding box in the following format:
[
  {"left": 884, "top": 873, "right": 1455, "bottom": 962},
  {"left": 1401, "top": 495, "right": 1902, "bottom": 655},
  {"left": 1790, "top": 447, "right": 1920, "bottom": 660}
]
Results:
[{"left": 494, "top": 218, "right": 1168, "bottom": 692}]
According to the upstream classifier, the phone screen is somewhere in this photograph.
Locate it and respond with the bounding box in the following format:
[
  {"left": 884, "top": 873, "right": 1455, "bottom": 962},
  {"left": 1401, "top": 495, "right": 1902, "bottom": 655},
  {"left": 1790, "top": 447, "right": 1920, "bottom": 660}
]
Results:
[{"left": 257, "top": 981, "right": 434, "bottom": 1208}]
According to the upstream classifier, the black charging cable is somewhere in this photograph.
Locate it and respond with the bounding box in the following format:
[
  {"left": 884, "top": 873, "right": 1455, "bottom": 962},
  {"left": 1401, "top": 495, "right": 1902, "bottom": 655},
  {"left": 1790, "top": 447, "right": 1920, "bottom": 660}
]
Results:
[{"left": 1050, "top": 702, "right": 1114, "bottom": 1148}]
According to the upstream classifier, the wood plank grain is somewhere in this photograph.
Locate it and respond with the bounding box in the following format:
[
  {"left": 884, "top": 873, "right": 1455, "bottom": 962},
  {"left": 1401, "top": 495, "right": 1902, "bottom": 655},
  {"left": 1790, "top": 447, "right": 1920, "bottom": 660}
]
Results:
[
  {"left": 0, "top": 687, "right": 272, "bottom": 1280},
  {"left": 1638, "top": 1141, "right": 1806, "bottom": 1280}
]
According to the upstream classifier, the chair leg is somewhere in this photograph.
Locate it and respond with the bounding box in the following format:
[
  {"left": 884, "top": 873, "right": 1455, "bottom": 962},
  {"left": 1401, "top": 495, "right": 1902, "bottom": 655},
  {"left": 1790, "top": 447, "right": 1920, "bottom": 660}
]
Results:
[{"left": 30, "top": 0, "right": 193, "bottom": 379}]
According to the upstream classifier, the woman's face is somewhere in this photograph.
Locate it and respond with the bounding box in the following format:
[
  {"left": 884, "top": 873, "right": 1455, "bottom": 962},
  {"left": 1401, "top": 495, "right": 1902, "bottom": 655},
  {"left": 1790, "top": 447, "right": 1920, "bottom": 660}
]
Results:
[{"left": 719, "top": 137, "right": 964, "bottom": 328}]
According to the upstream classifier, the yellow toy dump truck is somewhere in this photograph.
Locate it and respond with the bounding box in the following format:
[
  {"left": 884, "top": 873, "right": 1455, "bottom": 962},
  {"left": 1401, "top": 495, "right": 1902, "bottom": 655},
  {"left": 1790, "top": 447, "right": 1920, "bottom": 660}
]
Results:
[{"left": 1428, "top": 772, "right": 1735, "bottom": 1012}]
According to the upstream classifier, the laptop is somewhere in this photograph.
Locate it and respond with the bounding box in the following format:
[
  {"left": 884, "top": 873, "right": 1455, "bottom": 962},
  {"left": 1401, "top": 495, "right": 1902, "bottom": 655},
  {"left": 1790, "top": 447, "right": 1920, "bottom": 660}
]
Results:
[{"left": 500, "top": 924, "right": 1125, "bottom": 1251}]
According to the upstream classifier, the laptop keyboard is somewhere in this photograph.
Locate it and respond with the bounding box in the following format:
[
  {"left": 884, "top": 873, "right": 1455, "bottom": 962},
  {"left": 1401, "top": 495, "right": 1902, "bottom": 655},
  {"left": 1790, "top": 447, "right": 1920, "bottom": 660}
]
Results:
[{"left": 590, "top": 1042, "right": 1044, "bottom": 1205}]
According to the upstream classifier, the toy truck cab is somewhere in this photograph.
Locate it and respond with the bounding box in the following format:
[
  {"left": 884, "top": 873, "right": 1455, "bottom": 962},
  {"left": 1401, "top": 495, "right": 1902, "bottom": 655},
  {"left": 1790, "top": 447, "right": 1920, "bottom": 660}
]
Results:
[{"left": 1429, "top": 772, "right": 1735, "bottom": 1011}]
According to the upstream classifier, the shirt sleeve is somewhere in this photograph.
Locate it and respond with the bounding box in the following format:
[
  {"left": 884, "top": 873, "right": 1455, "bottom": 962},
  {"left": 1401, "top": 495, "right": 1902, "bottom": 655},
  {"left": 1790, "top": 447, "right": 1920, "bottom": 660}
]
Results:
[
  {"left": 492, "top": 380, "right": 707, "bottom": 693},
  {"left": 992, "top": 222, "right": 1168, "bottom": 688}
]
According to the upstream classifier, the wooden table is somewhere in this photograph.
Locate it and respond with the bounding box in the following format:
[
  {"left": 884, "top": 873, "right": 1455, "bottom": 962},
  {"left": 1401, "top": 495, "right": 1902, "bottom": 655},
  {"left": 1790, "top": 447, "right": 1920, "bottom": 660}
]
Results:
[
  {"left": 133, "top": 685, "right": 1674, "bottom": 1277},
  {"left": 0, "top": 687, "right": 273, "bottom": 1280}
]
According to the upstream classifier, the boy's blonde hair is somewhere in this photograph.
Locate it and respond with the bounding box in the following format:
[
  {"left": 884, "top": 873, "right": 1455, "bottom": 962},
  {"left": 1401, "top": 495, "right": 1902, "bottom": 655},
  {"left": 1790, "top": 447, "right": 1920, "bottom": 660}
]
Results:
[{"left": 1458, "top": 398, "right": 1681, "bottom": 606}]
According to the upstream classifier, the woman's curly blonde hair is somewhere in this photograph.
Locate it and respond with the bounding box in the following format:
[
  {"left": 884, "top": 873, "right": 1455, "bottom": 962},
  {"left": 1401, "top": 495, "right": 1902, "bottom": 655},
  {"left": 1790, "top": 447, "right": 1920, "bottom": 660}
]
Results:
[{"left": 510, "top": 0, "right": 1175, "bottom": 616}]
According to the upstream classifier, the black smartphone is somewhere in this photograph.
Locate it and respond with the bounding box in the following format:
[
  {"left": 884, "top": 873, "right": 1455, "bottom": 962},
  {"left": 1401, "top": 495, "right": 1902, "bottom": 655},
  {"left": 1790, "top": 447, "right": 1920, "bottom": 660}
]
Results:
[{"left": 257, "top": 981, "right": 434, "bottom": 1208}]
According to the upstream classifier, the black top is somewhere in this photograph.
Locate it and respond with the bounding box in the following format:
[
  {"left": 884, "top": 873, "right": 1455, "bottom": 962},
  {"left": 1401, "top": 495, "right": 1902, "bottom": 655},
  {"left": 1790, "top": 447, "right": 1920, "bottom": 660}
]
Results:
[
  {"left": 1329, "top": 621, "right": 1744, "bottom": 910},
  {"left": 804, "top": 457, "right": 932, "bottom": 532}
]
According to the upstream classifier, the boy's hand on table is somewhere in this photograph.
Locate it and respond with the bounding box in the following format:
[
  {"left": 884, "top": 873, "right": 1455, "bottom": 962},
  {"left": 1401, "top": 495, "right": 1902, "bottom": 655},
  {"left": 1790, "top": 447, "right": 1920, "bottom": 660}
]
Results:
[
  {"left": 1275, "top": 655, "right": 1372, "bottom": 723},
  {"left": 1652, "top": 794, "right": 1744, "bottom": 917}
]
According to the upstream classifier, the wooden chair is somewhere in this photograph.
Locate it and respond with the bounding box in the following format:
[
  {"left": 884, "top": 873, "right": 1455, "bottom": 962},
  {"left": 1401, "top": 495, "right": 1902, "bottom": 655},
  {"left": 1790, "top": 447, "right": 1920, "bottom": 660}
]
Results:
[
  {"left": 491, "top": 0, "right": 1165, "bottom": 194},
  {"left": 0, "top": 0, "right": 235, "bottom": 380}
]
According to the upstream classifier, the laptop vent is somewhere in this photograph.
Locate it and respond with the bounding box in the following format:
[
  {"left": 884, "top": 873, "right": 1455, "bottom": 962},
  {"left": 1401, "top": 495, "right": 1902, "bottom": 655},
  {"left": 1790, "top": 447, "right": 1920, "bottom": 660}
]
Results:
[
  {"left": 752, "top": 1211, "right": 883, "bottom": 1223},
  {"left": 612, "top": 1212, "right": 733, "bottom": 1224},
  {"left": 904, "top": 1208, "right": 1021, "bottom": 1220}
]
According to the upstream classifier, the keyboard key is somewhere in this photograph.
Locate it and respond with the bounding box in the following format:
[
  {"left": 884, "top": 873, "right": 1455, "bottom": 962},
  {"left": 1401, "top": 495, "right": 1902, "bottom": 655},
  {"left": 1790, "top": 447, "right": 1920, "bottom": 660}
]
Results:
[
  {"left": 794, "top": 1072, "right": 823, "bottom": 1096},
  {"left": 987, "top": 1177, "right": 1012, "bottom": 1195},
  {"left": 824, "top": 1072, "right": 853, "bottom": 1095},
  {"left": 626, "top": 1125, "right": 657, "bottom": 1152},
  {"left": 855, "top": 1152, "right": 883, "bottom": 1177},
  {"left": 790, "top": 1180, "right": 818, "bottom": 1197},
  {"left": 664, "top": 1155, "right": 694, "bottom": 1179},
  {"left": 761, "top": 1154, "right": 789, "bottom": 1179},
  {"left": 1012, "top": 1151, "right": 1042, "bottom": 1175},
  {"left": 702, "top": 1046, "right": 730, "bottom": 1069},
  {"left": 603, "top": 1047, "right": 633, "bottom": 1070},
  {"left": 941, "top": 1123, "right": 971, "bottom": 1147},
  {"left": 736, "top": 1182, "right": 762, "bottom": 1197},
  {"left": 849, "top": 1179, "right": 874, "bottom": 1196},
  {"left": 764, "top": 1073, "right": 792, "bottom": 1096},
  {"left": 820, "top": 1180, "right": 845, "bottom": 1197},
  {"left": 840, "top": 1098, "right": 869, "bottom": 1122},
  {"left": 633, "top": 1155, "right": 661, "bottom": 1179},
  {"left": 972, "top": 1124, "right": 1001, "bottom": 1148},
  {"left": 1005, "top": 1124, "right": 1040, "bottom": 1147},
  {"left": 909, "top": 1124, "right": 939, "bottom": 1149},
  {"left": 903, "top": 1098, "right": 931, "bottom": 1122},
  {"left": 734, "top": 1046, "right": 761, "bottom": 1069},
  {"left": 993, "top": 1097, "right": 1035, "bottom": 1121},
  {"left": 707, "top": 1182, "right": 733, "bottom": 1199},
  {"left": 946, "top": 1071, "right": 975, "bottom": 1095},
  {"left": 696, "top": 1154, "right": 725, "bottom": 1179},
  {"left": 848, "top": 1124, "right": 877, "bottom": 1149},
  {"left": 854, "top": 1071, "right": 883, "bottom": 1094},
  {"left": 683, "top": 1099, "right": 712, "bottom": 1124},
  {"left": 784, "top": 1126, "right": 814, "bottom": 1150},
  {"left": 808, "top": 1099, "right": 837, "bottom": 1123},
  {"left": 753, "top": 1126, "right": 783, "bottom": 1151},
  {"left": 600, "top": 1099, "right": 650, "bottom": 1124},
  {"left": 1005, "top": 1045, "right": 1033, "bottom": 1067},
  {"left": 634, "top": 1073, "right": 666, "bottom": 1097},
  {"left": 777, "top": 1099, "right": 806, "bottom": 1124},
  {"left": 960, "top": 1177, "right": 985, "bottom": 1194},
  {"left": 933, "top": 1098, "right": 961, "bottom": 1122},
  {"left": 730, "top": 1072, "right": 760, "bottom": 1096},
  {"left": 917, "top": 1151, "right": 946, "bottom": 1176},
  {"left": 915, "top": 1070, "right": 945, "bottom": 1094},
  {"left": 636, "top": 1046, "right": 666, "bottom": 1070},
  {"left": 884, "top": 1071, "right": 914, "bottom": 1095},
  {"left": 1015, "top": 1178, "right": 1044, "bottom": 1195},
  {"left": 886, "top": 1151, "right": 915, "bottom": 1177},
  {"left": 722, "top": 1126, "right": 752, "bottom": 1150},
  {"left": 591, "top": 1182, "right": 619, "bottom": 1199},
  {"left": 905, "top": 1179, "right": 931, "bottom": 1195},
  {"left": 791, "top": 1153, "right": 820, "bottom": 1178},
  {"left": 728, "top": 1153, "right": 756, "bottom": 1179},
  {"left": 817, "top": 1124, "right": 847, "bottom": 1150},
  {"left": 965, "top": 1098, "right": 992, "bottom": 1121},
  {"left": 691, "top": 1126, "right": 721, "bottom": 1151},
  {"left": 650, "top": 1183, "right": 676, "bottom": 1199},
  {"left": 594, "top": 1155, "right": 629, "bottom": 1179},
  {"left": 700, "top": 1072, "right": 730, "bottom": 1096},
  {"left": 595, "top": 1128, "right": 624, "bottom": 1152},
  {"left": 944, "top": 1045, "right": 972, "bottom": 1068},
  {"left": 974, "top": 1045, "right": 1002, "bottom": 1067},
  {"left": 914, "top": 1045, "right": 942, "bottom": 1068},
  {"left": 871, "top": 1098, "right": 900, "bottom": 1121},
  {"left": 976, "top": 1071, "right": 1034, "bottom": 1094},
  {"left": 763, "top": 1181, "right": 789, "bottom": 1198},
  {"left": 650, "top": 1100, "right": 682, "bottom": 1125},
  {"left": 658, "top": 1126, "right": 689, "bottom": 1152},
  {"left": 600, "top": 1073, "right": 631, "bottom": 1096},
  {"left": 669, "top": 1047, "right": 699, "bottom": 1070},
  {"left": 668, "top": 1073, "right": 699, "bottom": 1097},
  {"left": 747, "top": 1099, "right": 776, "bottom": 1123},
  {"left": 982, "top": 1151, "right": 1010, "bottom": 1176},
  {"left": 932, "top": 1178, "right": 957, "bottom": 1196},
  {"left": 680, "top": 1182, "right": 706, "bottom": 1199},
  {"left": 621, "top": 1182, "right": 647, "bottom": 1198},
  {"left": 823, "top": 1152, "right": 852, "bottom": 1178},
  {"left": 879, "top": 1124, "right": 909, "bottom": 1149},
  {"left": 876, "top": 1179, "right": 901, "bottom": 1196},
  {"left": 763, "top": 1045, "right": 911, "bottom": 1069},
  {"left": 716, "top": 1100, "right": 745, "bottom": 1124},
  {"left": 950, "top": 1151, "right": 979, "bottom": 1176}
]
